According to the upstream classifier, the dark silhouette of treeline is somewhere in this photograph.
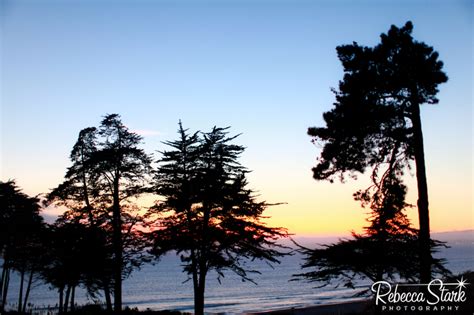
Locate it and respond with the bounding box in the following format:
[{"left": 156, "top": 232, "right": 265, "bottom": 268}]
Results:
[
  {"left": 2, "top": 21, "right": 471, "bottom": 315},
  {"left": 1, "top": 116, "right": 288, "bottom": 315}
]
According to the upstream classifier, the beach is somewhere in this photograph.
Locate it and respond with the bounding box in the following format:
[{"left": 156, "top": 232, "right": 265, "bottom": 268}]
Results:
[{"left": 248, "top": 300, "right": 370, "bottom": 315}]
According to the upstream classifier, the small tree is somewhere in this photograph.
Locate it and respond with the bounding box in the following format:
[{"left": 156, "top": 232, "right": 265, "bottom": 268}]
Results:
[
  {"left": 41, "top": 221, "right": 111, "bottom": 314},
  {"left": 149, "top": 123, "right": 288, "bottom": 315},
  {"left": 307, "top": 21, "right": 447, "bottom": 282}
]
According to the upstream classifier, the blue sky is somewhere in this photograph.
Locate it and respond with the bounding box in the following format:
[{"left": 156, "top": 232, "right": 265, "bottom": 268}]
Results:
[{"left": 1, "top": 0, "right": 472, "bottom": 234}]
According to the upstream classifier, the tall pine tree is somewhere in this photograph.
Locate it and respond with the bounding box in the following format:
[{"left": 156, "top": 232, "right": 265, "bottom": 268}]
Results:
[
  {"left": 150, "top": 123, "right": 288, "bottom": 315},
  {"left": 307, "top": 22, "right": 447, "bottom": 282}
]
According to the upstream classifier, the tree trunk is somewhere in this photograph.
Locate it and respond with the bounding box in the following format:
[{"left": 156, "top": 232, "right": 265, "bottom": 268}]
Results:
[
  {"left": 58, "top": 287, "right": 64, "bottom": 315},
  {"left": 193, "top": 204, "right": 210, "bottom": 315},
  {"left": 80, "top": 146, "right": 95, "bottom": 226},
  {"left": 194, "top": 282, "right": 205, "bottom": 315},
  {"left": 22, "top": 269, "right": 34, "bottom": 313},
  {"left": 64, "top": 285, "right": 71, "bottom": 314},
  {"left": 70, "top": 285, "right": 76, "bottom": 311},
  {"left": 190, "top": 248, "right": 201, "bottom": 315},
  {"left": 0, "top": 262, "right": 7, "bottom": 312},
  {"left": 1, "top": 266, "right": 10, "bottom": 312},
  {"left": 194, "top": 257, "right": 207, "bottom": 315},
  {"left": 411, "top": 101, "right": 431, "bottom": 284},
  {"left": 0, "top": 262, "right": 5, "bottom": 311},
  {"left": 112, "top": 178, "right": 123, "bottom": 312},
  {"left": 104, "top": 282, "right": 112, "bottom": 311},
  {"left": 18, "top": 269, "right": 25, "bottom": 313}
]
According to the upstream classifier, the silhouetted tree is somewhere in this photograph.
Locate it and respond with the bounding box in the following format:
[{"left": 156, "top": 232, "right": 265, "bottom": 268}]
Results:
[
  {"left": 48, "top": 114, "right": 152, "bottom": 311},
  {"left": 0, "top": 181, "right": 44, "bottom": 313},
  {"left": 307, "top": 21, "right": 447, "bottom": 282},
  {"left": 94, "top": 114, "right": 152, "bottom": 311},
  {"left": 295, "top": 159, "right": 449, "bottom": 290},
  {"left": 48, "top": 127, "right": 114, "bottom": 309},
  {"left": 149, "top": 123, "right": 288, "bottom": 315}
]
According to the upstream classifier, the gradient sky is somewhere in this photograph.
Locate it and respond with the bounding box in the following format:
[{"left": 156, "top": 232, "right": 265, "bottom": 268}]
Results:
[{"left": 1, "top": 0, "right": 472, "bottom": 235}]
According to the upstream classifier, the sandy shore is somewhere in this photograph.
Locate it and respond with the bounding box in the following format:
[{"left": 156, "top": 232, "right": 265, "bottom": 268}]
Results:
[{"left": 246, "top": 300, "right": 371, "bottom": 315}]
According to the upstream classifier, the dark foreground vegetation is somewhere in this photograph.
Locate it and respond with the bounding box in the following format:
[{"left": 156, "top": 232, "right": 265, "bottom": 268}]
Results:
[{"left": 1, "top": 117, "right": 288, "bottom": 315}]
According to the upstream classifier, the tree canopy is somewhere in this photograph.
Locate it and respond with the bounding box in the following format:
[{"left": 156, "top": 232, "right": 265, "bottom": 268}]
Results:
[
  {"left": 48, "top": 114, "right": 153, "bottom": 311},
  {"left": 149, "top": 123, "right": 288, "bottom": 315},
  {"left": 307, "top": 21, "right": 447, "bottom": 282},
  {"left": 309, "top": 21, "right": 447, "bottom": 182}
]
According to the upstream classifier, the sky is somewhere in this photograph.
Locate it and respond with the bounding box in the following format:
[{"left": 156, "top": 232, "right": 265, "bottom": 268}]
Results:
[{"left": 1, "top": 0, "right": 472, "bottom": 236}]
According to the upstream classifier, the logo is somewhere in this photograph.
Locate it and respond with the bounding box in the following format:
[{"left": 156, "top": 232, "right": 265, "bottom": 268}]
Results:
[{"left": 371, "top": 277, "right": 469, "bottom": 312}]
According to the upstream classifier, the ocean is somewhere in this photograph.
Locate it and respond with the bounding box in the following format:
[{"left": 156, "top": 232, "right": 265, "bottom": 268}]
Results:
[{"left": 3, "top": 233, "right": 473, "bottom": 314}]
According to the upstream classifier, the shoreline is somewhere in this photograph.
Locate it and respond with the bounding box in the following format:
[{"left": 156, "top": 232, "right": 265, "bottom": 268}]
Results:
[{"left": 245, "top": 300, "right": 371, "bottom": 315}]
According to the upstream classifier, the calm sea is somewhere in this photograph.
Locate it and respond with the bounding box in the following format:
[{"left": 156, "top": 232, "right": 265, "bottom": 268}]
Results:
[{"left": 4, "top": 234, "right": 473, "bottom": 314}]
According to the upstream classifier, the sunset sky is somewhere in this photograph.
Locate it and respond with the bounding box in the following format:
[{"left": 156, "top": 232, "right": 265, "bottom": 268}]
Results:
[{"left": 1, "top": 0, "right": 472, "bottom": 236}]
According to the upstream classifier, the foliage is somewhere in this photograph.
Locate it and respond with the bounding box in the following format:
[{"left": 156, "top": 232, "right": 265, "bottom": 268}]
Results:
[
  {"left": 296, "top": 234, "right": 449, "bottom": 290},
  {"left": 47, "top": 114, "right": 153, "bottom": 311},
  {"left": 149, "top": 123, "right": 288, "bottom": 315},
  {"left": 308, "top": 21, "right": 447, "bottom": 182},
  {"left": 296, "top": 146, "right": 450, "bottom": 290},
  {"left": 0, "top": 180, "right": 44, "bottom": 312},
  {"left": 306, "top": 21, "right": 448, "bottom": 282},
  {"left": 39, "top": 221, "right": 115, "bottom": 314},
  {"left": 47, "top": 127, "right": 105, "bottom": 225}
]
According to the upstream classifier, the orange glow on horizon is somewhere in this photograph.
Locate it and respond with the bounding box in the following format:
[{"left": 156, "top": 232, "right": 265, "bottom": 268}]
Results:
[{"left": 33, "top": 166, "right": 473, "bottom": 236}]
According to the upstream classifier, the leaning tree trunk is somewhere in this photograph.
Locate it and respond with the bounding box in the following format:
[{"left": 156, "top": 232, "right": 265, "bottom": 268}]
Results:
[
  {"left": 1, "top": 265, "right": 10, "bottom": 312},
  {"left": 22, "top": 269, "right": 34, "bottom": 313},
  {"left": 411, "top": 99, "right": 431, "bottom": 284},
  {"left": 104, "top": 282, "right": 113, "bottom": 311},
  {"left": 64, "top": 285, "right": 72, "bottom": 314},
  {"left": 70, "top": 285, "right": 76, "bottom": 311}
]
